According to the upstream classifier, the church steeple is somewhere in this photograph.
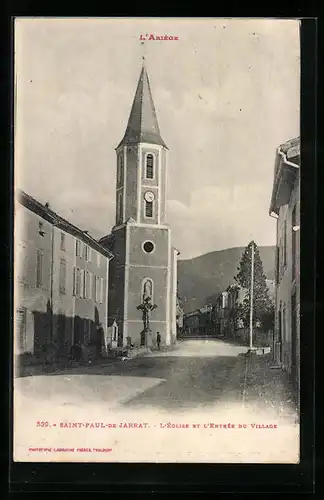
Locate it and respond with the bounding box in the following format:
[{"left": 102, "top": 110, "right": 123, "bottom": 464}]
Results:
[
  {"left": 117, "top": 62, "right": 167, "bottom": 149},
  {"left": 102, "top": 58, "right": 177, "bottom": 350}
]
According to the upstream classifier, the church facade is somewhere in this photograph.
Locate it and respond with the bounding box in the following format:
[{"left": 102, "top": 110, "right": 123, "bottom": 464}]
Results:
[{"left": 100, "top": 64, "right": 179, "bottom": 348}]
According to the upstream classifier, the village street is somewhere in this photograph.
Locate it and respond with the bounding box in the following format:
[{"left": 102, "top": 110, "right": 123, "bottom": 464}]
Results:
[{"left": 14, "top": 339, "right": 299, "bottom": 463}]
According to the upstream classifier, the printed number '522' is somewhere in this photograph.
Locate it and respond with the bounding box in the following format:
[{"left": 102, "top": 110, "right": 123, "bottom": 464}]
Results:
[{"left": 37, "top": 421, "right": 50, "bottom": 427}]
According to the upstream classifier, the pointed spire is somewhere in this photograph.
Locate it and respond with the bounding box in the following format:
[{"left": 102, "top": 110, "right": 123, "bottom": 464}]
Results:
[{"left": 117, "top": 62, "right": 167, "bottom": 149}]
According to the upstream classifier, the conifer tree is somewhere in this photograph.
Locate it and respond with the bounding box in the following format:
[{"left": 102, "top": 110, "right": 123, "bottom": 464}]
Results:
[{"left": 234, "top": 241, "right": 272, "bottom": 328}]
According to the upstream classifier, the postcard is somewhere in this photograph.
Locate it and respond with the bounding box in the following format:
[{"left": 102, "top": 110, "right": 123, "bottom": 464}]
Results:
[{"left": 13, "top": 17, "right": 300, "bottom": 463}]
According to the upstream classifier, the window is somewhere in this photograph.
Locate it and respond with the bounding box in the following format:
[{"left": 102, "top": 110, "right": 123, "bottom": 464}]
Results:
[
  {"left": 72, "top": 267, "right": 77, "bottom": 296},
  {"left": 38, "top": 221, "right": 45, "bottom": 236},
  {"left": 83, "top": 270, "right": 87, "bottom": 298},
  {"left": 75, "top": 239, "right": 80, "bottom": 257},
  {"left": 85, "top": 271, "right": 89, "bottom": 299},
  {"left": 16, "top": 307, "right": 27, "bottom": 352},
  {"left": 76, "top": 268, "right": 81, "bottom": 297},
  {"left": 36, "top": 250, "right": 43, "bottom": 288},
  {"left": 93, "top": 275, "right": 98, "bottom": 302},
  {"left": 276, "top": 245, "right": 280, "bottom": 284},
  {"left": 89, "top": 272, "right": 93, "bottom": 300},
  {"left": 81, "top": 244, "right": 91, "bottom": 262},
  {"left": 145, "top": 200, "right": 153, "bottom": 218},
  {"left": 279, "top": 237, "right": 283, "bottom": 273},
  {"left": 143, "top": 241, "right": 154, "bottom": 253},
  {"left": 117, "top": 190, "right": 123, "bottom": 224},
  {"left": 97, "top": 252, "right": 101, "bottom": 267},
  {"left": 145, "top": 154, "right": 154, "bottom": 179},
  {"left": 86, "top": 271, "right": 93, "bottom": 300},
  {"left": 292, "top": 205, "right": 297, "bottom": 280},
  {"left": 282, "top": 220, "right": 287, "bottom": 267},
  {"left": 117, "top": 155, "right": 124, "bottom": 185},
  {"left": 80, "top": 269, "right": 85, "bottom": 298},
  {"left": 59, "top": 258, "right": 66, "bottom": 294},
  {"left": 95, "top": 276, "right": 100, "bottom": 303},
  {"left": 100, "top": 278, "right": 104, "bottom": 304},
  {"left": 60, "top": 232, "right": 65, "bottom": 251},
  {"left": 282, "top": 306, "right": 286, "bottom": 342}
]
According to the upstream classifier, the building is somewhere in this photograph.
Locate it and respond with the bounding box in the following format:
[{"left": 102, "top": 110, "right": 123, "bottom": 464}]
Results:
[
  {"left": 100, "top": 63, "right": 179, "bottom": 348},
  {"left": 266, "top": 279, "right": 275, "bottom": 300},
  {"left": 269, "top": 136, "right": 300, "bottom": 400},
  {"left": 15, "top": 190, "right": 114, "bottom": 367},
  {"left": 212, "top": 287, "right": 244, "bottom": 338},
  {"left": 176, "top": 292, "right": 184, "bottom": 336},
  {"left": 183, "top": 305, "right": 214, "bottom": 337}
]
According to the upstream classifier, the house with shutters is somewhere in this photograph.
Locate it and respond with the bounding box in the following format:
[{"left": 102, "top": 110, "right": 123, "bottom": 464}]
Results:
[
  {"left": 269, "top": 136, "right": 300, "bottom": 404},
  {"left": 15, "top": 190, "right": 114, "bottom": 368}
]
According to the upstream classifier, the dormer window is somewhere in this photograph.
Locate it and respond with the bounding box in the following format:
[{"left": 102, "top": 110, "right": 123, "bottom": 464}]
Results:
[{"left": 145, "top": 154, "right": 154, "bottom": 179}]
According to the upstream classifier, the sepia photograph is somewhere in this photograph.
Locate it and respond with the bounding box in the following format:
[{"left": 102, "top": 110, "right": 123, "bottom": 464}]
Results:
[{"left": 14, "top": 17, "right": 300, "bottom": 463}]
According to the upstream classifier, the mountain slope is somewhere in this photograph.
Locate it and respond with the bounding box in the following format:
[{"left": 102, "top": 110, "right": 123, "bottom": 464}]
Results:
[{"left": 178, "top": 246, "right": 275, "bottom": 313}]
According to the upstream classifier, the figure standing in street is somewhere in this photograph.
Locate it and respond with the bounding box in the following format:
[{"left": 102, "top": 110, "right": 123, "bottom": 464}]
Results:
[{"left": 156, "top": 332, "right": 161, "bottom": 350}]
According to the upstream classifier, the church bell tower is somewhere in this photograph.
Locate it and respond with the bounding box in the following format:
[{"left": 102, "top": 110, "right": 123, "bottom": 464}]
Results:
[{"left": 101, "top": 62, "right": 178, "bottom": 348}]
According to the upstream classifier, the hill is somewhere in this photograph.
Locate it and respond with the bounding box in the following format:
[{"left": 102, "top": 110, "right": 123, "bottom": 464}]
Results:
[{"left": 178, "top": 246, "right": 276, "bottom": 314}]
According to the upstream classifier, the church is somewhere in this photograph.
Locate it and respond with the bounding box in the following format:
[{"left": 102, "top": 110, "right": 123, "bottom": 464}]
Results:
[{"left": 100, "top": 63, "right": 179, "bottom": 348}]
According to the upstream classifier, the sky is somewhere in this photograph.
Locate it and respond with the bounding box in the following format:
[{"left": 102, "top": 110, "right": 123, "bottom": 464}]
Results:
[{"left": 15, "top": 18, "right": 300, "bottom": 259}]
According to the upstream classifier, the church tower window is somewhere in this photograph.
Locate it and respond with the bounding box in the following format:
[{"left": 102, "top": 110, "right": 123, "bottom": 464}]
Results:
[
  {"left": 117, "top": 190, "right": 123, "bottom": 224},
  {"left": 145, "top": 200, "right": 153, "bottom": 218},
  {"left": 117, "top": 155, "right": 124, "bottom": 186},
  {"left": 145, "top": 154, "right": 154, "bottom": 179},
  {"left": 143, "top": 241, "right": 155, "bottom": 253}
]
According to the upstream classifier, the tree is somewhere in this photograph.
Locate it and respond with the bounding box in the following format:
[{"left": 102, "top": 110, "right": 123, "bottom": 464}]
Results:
[
  {"left": 176, "top": 282, "right": 184, "bottom": 335},
  {"left": 226, "top": 284, "right": 240, "bottom": 336},
  {"left": 260, "top": 301, "right": 275, "bottom": 332},
  {"left": 234, "top": 241, "right": 273, "bottom": 329}
]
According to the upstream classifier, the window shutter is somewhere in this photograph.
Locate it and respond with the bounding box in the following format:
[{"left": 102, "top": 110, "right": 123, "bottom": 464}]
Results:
[
  {"left": 72, "top": 267, "right": 76, "bottom": 296},
  {"left": 59, "top": 259, "right": 66, "bottom": 294},
  {"left": 36, "top": 250, "right": 43, "bottom": 288},
  {"left": 100, "top": 278, "right": 104, "bottom": 303},
  {"left": 80, "top": 269, "right": 84, "bottom": 298},
  {"left": 76, "top": 268, "right": 80, "bottom": 296},
  {"left": 88, "top": 272, "right": 93, "bottom": 300},
  {"left": 60, "top": 232, "right": 65, "bottom": 251}
]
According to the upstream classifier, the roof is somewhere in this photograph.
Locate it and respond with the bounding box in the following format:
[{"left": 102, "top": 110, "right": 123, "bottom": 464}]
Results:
[
  {"left": 269, "top": 137, "right": 300, "bottom": 215},
  {"left": 280, "top": 136, "right": 300, "bottom": 159},
  {"left": 116, "top": 63, "right": 167, "bottom": 149},
  {"left": 17, "top": 189, "right": 114, "bottom": 259}
]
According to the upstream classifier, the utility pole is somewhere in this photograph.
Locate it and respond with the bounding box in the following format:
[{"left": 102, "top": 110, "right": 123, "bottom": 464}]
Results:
[{"left": 249, "top": 242, "right": 255, "bottom": 351}]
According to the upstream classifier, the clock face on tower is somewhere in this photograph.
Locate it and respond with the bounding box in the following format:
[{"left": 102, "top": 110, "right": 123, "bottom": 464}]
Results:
[{"left": 144, "top": 191, "right": 155, "bottom": 202}]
